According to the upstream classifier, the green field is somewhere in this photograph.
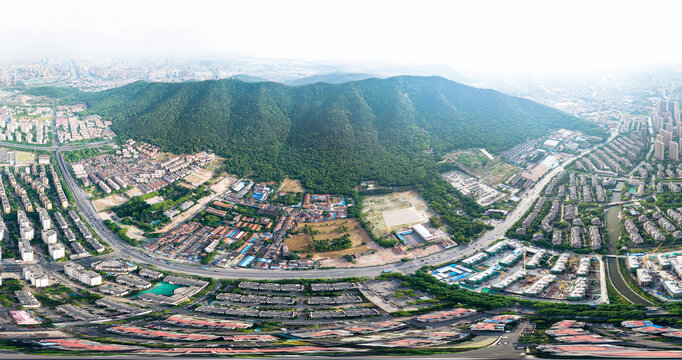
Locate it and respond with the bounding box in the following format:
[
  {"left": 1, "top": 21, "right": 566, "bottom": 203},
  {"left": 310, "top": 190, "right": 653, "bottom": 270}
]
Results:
[{"left": 15, "top": 151, "right": 35, "bottom": 163}]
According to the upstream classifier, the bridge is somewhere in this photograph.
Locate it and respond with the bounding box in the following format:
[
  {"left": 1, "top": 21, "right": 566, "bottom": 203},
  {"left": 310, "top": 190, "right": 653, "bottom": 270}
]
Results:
[{"left": 606, "top": 199, "right": 635, "bottom": 206}]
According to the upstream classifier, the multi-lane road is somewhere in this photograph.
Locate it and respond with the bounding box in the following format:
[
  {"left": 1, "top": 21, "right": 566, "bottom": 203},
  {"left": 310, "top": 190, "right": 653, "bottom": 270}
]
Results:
[
  {"left": 6, "top": 133, "right": 591, "bottom": 280},
  {"left": 0, "top": 140, "right": 113, "bottom": 152},
  {"left": 53, "top": 141, "right": 576, "bottom": 280}
]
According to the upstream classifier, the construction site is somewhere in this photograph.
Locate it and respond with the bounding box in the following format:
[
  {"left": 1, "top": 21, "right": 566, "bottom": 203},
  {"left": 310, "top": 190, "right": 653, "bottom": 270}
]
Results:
[
  {"left": 624, "top": 243, "right": 682, "bottom": 301},
  {"left": 431, "top": 239, "right": 606, "bottom": 304}
]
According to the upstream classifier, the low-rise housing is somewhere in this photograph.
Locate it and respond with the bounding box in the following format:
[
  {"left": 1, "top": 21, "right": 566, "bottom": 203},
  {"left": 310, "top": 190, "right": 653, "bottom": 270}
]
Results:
[
  {"left": 415, "top": 308, "right": 476, "bottom": 322},
  {"left": 116, "top": 274, "right": 151, "bottom": 289},
  {"left": 15, "top": 290, "right": 41, "bottom": 308},
  {"left": 91, "top": 260, "right": 137, "bottom": 273}
]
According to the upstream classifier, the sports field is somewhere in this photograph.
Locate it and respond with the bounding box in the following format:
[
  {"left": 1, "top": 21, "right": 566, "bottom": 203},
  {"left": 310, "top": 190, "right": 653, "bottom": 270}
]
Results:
[{"left": 362, "top": 190, "right": 435, "bottom": 237}]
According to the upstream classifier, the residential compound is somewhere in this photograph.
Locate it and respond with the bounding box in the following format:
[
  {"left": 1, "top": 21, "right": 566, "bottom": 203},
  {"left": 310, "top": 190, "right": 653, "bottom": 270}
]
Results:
[
  {"left": 145, "top": 188, "right": 350, "bottom": 268},
  {"left": 68, "top": 138, "right": 350, "bottom": 269},
  {"left": 0, "top": 105, "right": 52, "bottom": 144},
  {"left": 55, "top": 103, "right": 114, "bottom": 143},
  {"left": 610, "top": 101, "right": 682, "bottom": 252},
  {"left": 432, "top": 239, "right": 604, "bottom": 304},
  {"left": 0, "top": 154, "right": 106, "bottom": 267},
  {"left": 72, "top": 140, "right": 214, "bottom": 194},
  {"left": 512, "top": 174, "right": 608, "bottom": 252},
  {"left": 63, "top": 262, "right": 102, "bottom": 286},
  {"left": 652, "top": 99, "right": 682, "bottom": 162}
]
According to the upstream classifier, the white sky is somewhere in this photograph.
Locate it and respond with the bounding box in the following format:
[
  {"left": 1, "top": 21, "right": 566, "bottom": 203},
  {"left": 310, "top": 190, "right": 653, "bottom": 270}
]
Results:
[{"left": 2, "top": 0, "right": 682, "bottom": 73}]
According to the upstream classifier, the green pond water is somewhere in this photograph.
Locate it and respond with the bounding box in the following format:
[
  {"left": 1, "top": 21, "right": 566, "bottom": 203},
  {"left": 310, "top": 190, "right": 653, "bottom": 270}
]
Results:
[{"left": 133, "top": 282, "right": 181, "bottom": 297}]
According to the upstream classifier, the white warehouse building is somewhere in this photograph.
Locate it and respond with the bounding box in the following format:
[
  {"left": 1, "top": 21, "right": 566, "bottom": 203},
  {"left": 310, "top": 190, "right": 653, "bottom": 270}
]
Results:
[{"left": 412, "top": 224, "right": 435, "bottom": 242}]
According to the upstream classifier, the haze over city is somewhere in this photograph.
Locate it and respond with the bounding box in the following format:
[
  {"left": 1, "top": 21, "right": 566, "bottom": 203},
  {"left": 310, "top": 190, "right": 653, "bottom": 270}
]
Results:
[{"left": 3, "top": 0, "right": 682, "bottom": 73}]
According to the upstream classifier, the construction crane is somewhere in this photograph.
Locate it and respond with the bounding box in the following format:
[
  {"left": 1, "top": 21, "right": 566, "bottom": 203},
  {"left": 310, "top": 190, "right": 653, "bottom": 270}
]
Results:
[
  {"left": 644, "top": 241, "right": 665, "bottom": 268},
  {"left": 559, "top": 280, "right": 572, "bottom": 290},
  {"left": 492, "top": 268, "right": 508, "bottom": 279}
]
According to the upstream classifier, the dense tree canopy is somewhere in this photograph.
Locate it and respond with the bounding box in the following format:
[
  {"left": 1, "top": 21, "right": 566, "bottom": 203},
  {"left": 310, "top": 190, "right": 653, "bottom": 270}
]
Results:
[{"left": 28, "top": 76, "right": 604, "bottom": 193}]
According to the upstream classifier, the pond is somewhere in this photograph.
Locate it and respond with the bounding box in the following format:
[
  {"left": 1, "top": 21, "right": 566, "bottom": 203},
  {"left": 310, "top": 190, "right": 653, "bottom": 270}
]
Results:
[{"left": 133, "top": 282, "right": 181, "bottom": 297}]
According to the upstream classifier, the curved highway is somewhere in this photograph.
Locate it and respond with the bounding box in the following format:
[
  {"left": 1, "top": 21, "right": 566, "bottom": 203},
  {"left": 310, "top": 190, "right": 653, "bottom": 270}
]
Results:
[
  {"left": 4, "top": 137, "right": 583, "bottom": 280},
  {"left": 53, "top": 143, "right": 574, "bottom": 280}
]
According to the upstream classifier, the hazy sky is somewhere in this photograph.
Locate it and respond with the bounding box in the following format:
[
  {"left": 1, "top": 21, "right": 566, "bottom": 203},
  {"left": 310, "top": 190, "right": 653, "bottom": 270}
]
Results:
[{"left": 3, "top": 0, "right": 682, "bottom": 73}]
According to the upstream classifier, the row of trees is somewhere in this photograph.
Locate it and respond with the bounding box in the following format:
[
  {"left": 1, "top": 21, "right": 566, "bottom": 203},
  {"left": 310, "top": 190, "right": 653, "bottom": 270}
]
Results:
[
  {"left": 387, "top": 270, "right": 649, "bottom": 321},
  {"left": 416, "top": 175, "right": 488, "bottom": 243}
]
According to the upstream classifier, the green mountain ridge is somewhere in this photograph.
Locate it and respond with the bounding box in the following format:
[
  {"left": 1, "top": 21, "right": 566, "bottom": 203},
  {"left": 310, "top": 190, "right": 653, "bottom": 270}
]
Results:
[
  {"left": 283, "top": 72, "right": 380, "bottom": 86},
  {"left": 29, "top": 76, "right": 604, "bottom": 193},
  {"left": 229, "top": 74, "right": 269, "bottom": 83}
]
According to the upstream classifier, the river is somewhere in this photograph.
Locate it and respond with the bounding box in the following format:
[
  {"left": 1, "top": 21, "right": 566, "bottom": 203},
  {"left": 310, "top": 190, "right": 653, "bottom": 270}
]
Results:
[
  {"left": 605, "top": 182, "right": 624, "bottom": 254},
  {"left": 604, "top": 181, "right": 653, "bottom": 305}
]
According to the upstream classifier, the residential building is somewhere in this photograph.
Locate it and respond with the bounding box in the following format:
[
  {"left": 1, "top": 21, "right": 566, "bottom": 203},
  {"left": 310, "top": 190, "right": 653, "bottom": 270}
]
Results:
[{"left": 63, "top": 262, "right": 102, "bottom": 286}]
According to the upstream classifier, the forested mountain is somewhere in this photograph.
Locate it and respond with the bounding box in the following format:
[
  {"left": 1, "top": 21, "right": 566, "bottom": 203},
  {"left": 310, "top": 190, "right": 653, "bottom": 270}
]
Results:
[
  {"left": 31, "top": 76, "right": 604, "bottom": 193},
  {"left": 284, "top": 72, "right": 379, "bottom": 86},
  {"left": 228, "top": 74, "right": 269, "bottom": 83}
]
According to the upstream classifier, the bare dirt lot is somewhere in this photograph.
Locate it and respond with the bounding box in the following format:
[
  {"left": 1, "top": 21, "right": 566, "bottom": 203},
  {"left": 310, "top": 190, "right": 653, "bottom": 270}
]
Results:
[
  {"left": 287, "top": 217, "right": 445, "bottom": 268},
  {"left": 362, "top": 190, "right": 435, "bottom": 237},
  {"left": 184, "top": 168, "right": 214, "bottom": 187},
  {"left": 209, "top": 176, "right": 235, "bottom": 194},
  {"left": 286, "top": 219, "right": 372, "bottom": 258},
  {"left": 278, "top": 177, "right": 305, "bottom": 193},
  {"left": 97, "top": 212, "right": 112, "bottom": 221},
  {"left": 121, "top": 224, "right": 145, "bottom": 240},
  {"left": 320, "top": 242, "right": 443, "bottom": 268},
  {"left": 382, "top": 208, "right": 424, "bottom": 227},
  {"left": 92, "top": 194, "right": 129, "bottom": 212},
  {"left": 126, "top": 187, "right": 144, "bottom": 198}
]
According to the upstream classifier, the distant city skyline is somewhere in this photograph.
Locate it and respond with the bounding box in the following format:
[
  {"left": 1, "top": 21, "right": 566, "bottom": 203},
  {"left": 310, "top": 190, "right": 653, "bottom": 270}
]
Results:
[{"left": 4, "top": 0, "right": 682, "bottom": 74}]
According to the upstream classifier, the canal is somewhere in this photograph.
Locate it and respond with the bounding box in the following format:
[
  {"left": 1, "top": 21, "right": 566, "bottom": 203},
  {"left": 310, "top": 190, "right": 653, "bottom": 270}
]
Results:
[{"left": 604, "top": 181, "right": 653, "bottom": 305}]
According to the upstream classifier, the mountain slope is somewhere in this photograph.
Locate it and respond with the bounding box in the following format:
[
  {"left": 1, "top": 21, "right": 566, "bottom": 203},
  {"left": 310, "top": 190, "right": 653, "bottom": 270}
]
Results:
[
  {"left": 60, "top": 76, "right": 603, "bottom": 193},
  {"left": 284, "top": 72, "right": 380, "bottom": 86},
  {"left": 229, "top": 74, "right": 269, "bottom": 83}
]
